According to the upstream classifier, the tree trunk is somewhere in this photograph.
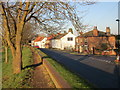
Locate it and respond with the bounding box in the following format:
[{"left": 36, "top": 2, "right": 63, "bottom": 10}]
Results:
[
  {"left": 12, "top": 23, "right": 23, "bottom": 74},
  {"left": 5, "top": 46, "right": 8, "bottom": 63},
  {"left": 1, "top": 2, "right": 28, "bottom": 74},
  {"left": 13, "top": 44, "right": 22, "bottom": 74},
  {"left": 13, "top": 36, "right": 22, "bottom": 74}
]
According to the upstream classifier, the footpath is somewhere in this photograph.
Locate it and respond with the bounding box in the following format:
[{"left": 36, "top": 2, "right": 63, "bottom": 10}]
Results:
[{"left": 30, "top": 48, "right": 55, "bottom": 88}]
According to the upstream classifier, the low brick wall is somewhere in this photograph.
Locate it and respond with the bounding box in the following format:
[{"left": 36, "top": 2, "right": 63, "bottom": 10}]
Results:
[{"left": 43, "top": 59, "right": 71, "bottom": 88}]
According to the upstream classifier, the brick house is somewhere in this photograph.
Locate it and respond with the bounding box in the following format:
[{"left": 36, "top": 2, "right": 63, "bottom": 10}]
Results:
[{"left": 75, "top": 26, "right": 116, "bottom": 55}]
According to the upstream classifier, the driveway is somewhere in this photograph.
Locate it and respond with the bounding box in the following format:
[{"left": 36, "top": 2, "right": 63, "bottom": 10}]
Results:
[{"left": 39, "top": 48, "right": 120, "bottom": 88}]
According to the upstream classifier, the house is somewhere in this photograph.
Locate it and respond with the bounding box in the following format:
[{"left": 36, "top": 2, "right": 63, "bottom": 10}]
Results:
[
  {"left": 31, "top": 36, "right": 47, "bottom": 48},
  {"left": 75, "top": 26, "right": 116, "bottom": 55},
  {"left": 51, "top": 28, "right": 77, "bottom": 50},
  {"left": 45, "top": 34, "right": 55, "bottom": 48}
]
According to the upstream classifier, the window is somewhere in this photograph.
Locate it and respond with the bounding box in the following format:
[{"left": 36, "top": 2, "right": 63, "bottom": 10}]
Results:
[
  {"left": 67, "top": 37, "right": 73, "bottom": 41},
  {"left": 85, "top": 42, "right": 88, "bottom": 45}
]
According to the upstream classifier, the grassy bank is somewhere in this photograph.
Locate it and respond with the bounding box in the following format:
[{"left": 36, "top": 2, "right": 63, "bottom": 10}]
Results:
[
  {"left": 38, "top": 49, "right": 96, "bottom": 89},
  {"left": 2, "top": 47, "right": 33, "bottom": 88}
]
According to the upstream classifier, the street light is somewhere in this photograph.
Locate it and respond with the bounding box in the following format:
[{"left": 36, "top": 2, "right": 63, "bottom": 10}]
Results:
[
  {"left": 115, "top": 19, "right": 120, "bottom": 62},
  {"left": 116, "top": 19, "right": 120, "bottom": 35},
  {"left": 115, "top": 19, "right": 120, "bottom": 88}
]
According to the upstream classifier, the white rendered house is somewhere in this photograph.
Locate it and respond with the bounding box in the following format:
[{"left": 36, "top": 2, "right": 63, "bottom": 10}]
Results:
[
  {"left": 31, "top": 37, "right": 47, "bottom": 48},
  {"left": 51, "top": 28, "right": 76, "bottom": 50}
]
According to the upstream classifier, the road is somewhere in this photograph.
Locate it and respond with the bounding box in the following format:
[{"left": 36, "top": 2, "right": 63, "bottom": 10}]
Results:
[{"left": 39, "top": 48, "right": 120, "bottom": 88}]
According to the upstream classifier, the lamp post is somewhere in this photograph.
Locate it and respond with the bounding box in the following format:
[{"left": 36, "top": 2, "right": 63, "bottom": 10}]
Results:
[
  {"left": 115, "top": 19, "right": 120, "bottom": 88},
  {"left": 115, "top": 19, "right": 120, "bottom": 62},
  {"left": 116, "top": 19, "right": 120, "bottom": 36}
]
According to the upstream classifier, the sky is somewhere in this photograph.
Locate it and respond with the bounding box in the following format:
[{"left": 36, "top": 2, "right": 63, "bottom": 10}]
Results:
[
  {"left": 83, "top": 2, "right": 118, "bottom": 34},
  {"left": 2, "top": 0, "right": 119, "bottom": 35},
  {"left": 70, "top": 1, "right": 119, "bottom": 35}
]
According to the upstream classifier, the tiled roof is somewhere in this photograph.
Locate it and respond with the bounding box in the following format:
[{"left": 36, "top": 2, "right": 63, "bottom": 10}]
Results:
[
  {"left": 47, "top": 35, "right": 54, "bottom": 40},
  {"left": 34, "top": 37, "right": 44, "bottom": 42},
  {"left": 82, "top": 30, "right": 107, "bottom": 37},
  {"left": 53, "top": 33, "right": 67, "bottom": 39},
  {"left": 47, "top": 34, "right": 57, "bottom": 40}
]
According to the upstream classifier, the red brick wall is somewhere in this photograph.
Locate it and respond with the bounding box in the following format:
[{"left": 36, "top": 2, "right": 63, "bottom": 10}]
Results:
[
  {"left": 93, "top": 29, "right": 98, "bottom": 36},
  {"left": 75, "top": 36, "right": 116, "bottom": 55},
  {"left": 108, "top": 36, "right": 116, "bottom": 49}
]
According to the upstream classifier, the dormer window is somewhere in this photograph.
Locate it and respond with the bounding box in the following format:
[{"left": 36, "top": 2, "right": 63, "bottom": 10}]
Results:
[{"left": 67, "top": 37, "right": 73, "bottom": 41}]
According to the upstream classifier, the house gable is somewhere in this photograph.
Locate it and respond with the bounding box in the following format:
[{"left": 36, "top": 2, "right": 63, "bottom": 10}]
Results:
[
  {"left": 51, "top": 28, "right": 76, "bottom": 50},
  {"left": 61, "top": 32, "right": 77, "bottom": 50},
  {"left": 61, "top": 32, "right": 76, "bottom": 40}
]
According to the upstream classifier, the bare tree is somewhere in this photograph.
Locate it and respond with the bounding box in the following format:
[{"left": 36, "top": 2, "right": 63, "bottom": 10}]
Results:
[
  {"left": 0, "top": 1, "right": 95, "bottom": 74},
  {"left": 21, "top": 22, "right": 37, "bottom": 44},
  {"left": 0, "top": 16, "right": 9, "bottom": 63}
]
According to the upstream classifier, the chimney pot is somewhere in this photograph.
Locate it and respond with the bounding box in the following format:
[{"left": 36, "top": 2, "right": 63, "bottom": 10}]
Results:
[
  {"left": 68, "top": 28, "right": 73, "bottom": 34},
  {"left": 93, "top": 26, "right": 98, "bottom": 36},
  {"left": 106, "top": 27, "right": 110, "bottom": 36},
  {"left": 79, "top": 31, "right": 83, "bottom": 35},
  {"left": 94, "top": 26, "right": 97, "bottom": 30}
]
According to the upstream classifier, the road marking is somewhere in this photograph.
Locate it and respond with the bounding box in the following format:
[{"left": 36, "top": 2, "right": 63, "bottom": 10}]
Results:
[{"left": 89, "top": 57, "right": 114, "bottom": 64}]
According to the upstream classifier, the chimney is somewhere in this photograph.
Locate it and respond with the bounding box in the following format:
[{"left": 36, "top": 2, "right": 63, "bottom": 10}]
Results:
[
  {"left": 79, "top": 31, "right": 83, "bottom": 36},
  {"left": 68, "top": 28, "right": 73, "bottom": 34},
  {"left": 106, "top": 27, "right": 110, "bottom": 36},
  {"left": 64, "top": 31, "right": 67, "bottom": 34},
  {"left": 93, "top": 26, "right": 98, "bottom": 36},
  {"left": 57, "top": 32, "right": 61, "bottom": 35}
]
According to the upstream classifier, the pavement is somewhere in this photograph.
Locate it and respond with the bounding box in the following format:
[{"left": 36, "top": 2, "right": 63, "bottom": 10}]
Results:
[
  {"left": 39, "top": 48, "right": 120, "bottom": 88},
  {"left": 29, "top": 48, "right": 55, "bottom": 88}
]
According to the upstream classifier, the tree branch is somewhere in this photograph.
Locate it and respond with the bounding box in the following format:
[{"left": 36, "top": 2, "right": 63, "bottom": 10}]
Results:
[
  {"left": 21, "top": 2, "right": 30, "bottom": 22},
  {"left": 6, "top": 7, "right": 17, "bottom": 34},
  {"left": 25, "top": 2, "right": 46, "bottom": 23},
  {"left": 18, "top": 8, "right": 29, "bottom": 11},
  {"left": 0, "top": 2, "right": 16, "bottom": 55}
]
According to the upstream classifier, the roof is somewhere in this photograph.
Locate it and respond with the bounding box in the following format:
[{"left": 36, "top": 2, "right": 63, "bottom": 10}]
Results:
[
  {"left": 47, "top": 35, "right": 54, "bottom": 40},
  {"left": 53, "top": 33, "right": 67, "bottom": 39},
  {"left": 82, "top": 30, "right": 107, "bottom": 37},
  {"left": 34, "top": 37, "right": 44, "bottom": 42}
]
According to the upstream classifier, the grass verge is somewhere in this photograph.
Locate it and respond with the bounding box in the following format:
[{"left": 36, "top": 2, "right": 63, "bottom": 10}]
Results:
[
  {"left": 2, "top": 47, "right": 33, "bottom": 88},
  {"left": 38, "top": 49, "right": 96, "bottom": 89}
]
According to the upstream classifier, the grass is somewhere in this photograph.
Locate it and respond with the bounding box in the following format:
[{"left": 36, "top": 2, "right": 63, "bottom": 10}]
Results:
[
  {"left": 51, "top": 48, "right": 89, "bottom": 55},
  {"left": 2, "top": 47, "right": 33, "bottom": 88},
  {"left": 38, "top": 49, "right": 96, "bottom": 89},
  {"left": 52, "top": 48, "right": 116, "bottom": 57}
]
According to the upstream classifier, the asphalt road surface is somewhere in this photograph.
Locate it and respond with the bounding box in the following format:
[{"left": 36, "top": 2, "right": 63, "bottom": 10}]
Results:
[{"left": 39, "top": 48, "right": 120, "bottom": 88}]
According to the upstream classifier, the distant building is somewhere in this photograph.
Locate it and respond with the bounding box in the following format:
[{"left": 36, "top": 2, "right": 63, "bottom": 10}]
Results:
[
  {"left": 45, "top": 34, "right": 55, "bottom": 48},
  {"left": 75, "top": 26, "right": 116, "bottom": 55},
  {"left": 51, "top": 28, "right": 77, "bottom": 50},
  {"left": 31, "top": 36, "right": 47, "bottom": 48}
]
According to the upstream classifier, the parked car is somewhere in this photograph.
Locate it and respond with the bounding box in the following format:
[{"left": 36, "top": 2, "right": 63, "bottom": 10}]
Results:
[{"left": 34, "top": 46, "right": 39, "bottom": 48}]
